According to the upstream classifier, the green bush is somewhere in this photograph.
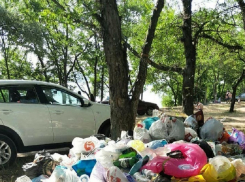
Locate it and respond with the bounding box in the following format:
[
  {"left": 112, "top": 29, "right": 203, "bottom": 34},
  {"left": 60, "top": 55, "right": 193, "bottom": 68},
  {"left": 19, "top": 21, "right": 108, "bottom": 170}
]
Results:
[{"left": 162, "top": 95, "right": 174, "bottom": 107}]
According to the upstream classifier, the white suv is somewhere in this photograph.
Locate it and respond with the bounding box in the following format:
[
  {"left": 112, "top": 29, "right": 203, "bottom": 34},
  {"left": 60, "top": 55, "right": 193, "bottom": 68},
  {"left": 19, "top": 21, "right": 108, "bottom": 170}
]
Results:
[{"left": 0, "top": 80, "right": 111, "bottom": 166}]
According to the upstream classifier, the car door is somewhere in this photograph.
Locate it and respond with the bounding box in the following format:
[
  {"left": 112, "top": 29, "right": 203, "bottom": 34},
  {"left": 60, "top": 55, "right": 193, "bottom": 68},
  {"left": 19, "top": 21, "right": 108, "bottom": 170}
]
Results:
[
  {"left": 0, "top": 85, "right": 53, "bottom": 146},
  {"left": 40, "top": 86, "right": 95, "bottom": 143}
]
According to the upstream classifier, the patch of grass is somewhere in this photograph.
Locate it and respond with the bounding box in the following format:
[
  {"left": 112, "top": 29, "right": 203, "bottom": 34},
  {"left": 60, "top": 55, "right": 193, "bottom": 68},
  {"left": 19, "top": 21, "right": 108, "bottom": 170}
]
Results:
[{"left": 0, "top": 156, "right": 33, "bottom": 182}]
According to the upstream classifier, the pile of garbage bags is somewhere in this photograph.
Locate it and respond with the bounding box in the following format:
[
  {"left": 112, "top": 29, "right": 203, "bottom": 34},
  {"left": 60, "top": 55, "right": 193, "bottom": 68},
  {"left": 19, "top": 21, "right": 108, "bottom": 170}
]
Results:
[{"left": 16, "top": 110, "right": 245, "bottom": 182}]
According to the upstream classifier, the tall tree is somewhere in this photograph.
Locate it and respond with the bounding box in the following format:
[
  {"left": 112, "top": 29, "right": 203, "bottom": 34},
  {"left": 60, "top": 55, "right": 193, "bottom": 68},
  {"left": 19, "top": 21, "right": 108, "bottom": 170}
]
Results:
[
  {"left": 96, "top": 0, "right": 164, "bottom": 139},
  {"left": 181, "top": 0, "right": 196, "bottom": 115}
]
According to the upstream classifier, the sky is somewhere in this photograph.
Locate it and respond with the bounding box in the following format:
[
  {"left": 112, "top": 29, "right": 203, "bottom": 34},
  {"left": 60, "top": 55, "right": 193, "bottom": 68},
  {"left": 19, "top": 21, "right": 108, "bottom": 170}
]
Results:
[{"left": 142, "top": 85, "right": 163, "bottom": 108}]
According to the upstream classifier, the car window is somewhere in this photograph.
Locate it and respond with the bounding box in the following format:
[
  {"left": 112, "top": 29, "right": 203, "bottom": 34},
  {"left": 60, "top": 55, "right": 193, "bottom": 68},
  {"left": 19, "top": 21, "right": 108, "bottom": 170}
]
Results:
[
  {"left": 0, "top": 88, "right": 10, "bottom": 103},
  {"left": 41, "top": 87, "right": 81, "bottom": 106},
  {"left": 0, "top": 86, "right": 39, "bottom": 103}
]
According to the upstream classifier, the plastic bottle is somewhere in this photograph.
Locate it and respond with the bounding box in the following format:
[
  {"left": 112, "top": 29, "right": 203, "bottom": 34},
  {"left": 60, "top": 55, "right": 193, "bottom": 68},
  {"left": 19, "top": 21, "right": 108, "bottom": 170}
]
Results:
[
  {"left": 113, "top": 156, "right": 139, "bottom": 169},
  {"left": 129, "top": 155, "right": 150, "bottom": 175},
  {"left": 133, "top": 172, "right": 150, "bottom": 182},
  {"left": 79, "top": 174, "right": 90, "bottom": 182},
  {"left": 146, "top": 140, "right": 168, "bottom": 149}
]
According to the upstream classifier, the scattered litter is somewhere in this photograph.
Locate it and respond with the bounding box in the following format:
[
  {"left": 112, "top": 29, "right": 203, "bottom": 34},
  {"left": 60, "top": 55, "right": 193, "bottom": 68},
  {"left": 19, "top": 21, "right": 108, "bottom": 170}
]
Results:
[{"left": 16, "top": 111, "right": 245, "bottom": 182}]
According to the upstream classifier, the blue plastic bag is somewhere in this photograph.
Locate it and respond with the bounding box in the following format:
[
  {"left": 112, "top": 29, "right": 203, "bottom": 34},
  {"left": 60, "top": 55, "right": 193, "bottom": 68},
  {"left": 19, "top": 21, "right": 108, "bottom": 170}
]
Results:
[
  {"left": 72, "top": 159, "right": 96, "bottom": 176},
  {"left": 142, "top": 117, "right": 159, "bottom": 130}
]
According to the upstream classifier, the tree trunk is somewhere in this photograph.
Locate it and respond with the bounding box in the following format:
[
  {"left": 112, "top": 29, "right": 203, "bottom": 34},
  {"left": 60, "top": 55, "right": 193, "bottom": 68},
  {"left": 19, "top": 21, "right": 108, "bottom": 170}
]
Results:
[
  {"left": 37, "top": 54, "right": 49, "bottom": 82},
  {"left": 213, "top": 83, "right": 217, "bottom": 102},
  {"left": 181, "top": 0, "right": 196, "bottom": 115},
  {"left": 237, "top": 0, "right": 245, "bottom": 30},
  {"left": 77, "top": 60, "right": 92, "bottom": 97},
  {"left": 1, "top": 30, "right": 10, "bottom": 79},
  {"left": 99, "top": 0, "right": 164, "bottom": 139},
  {"left": 100, "top": 66, "right": 104, "bottom": 101},
  {"left": 93, "top": 56, "right": 98, "bottom": 101},
  {"left": 230, "top": 69, "right": 245, "bottom": 112},
  {"left": 99, "top": 0, "right": 133, "bottom": 139}
]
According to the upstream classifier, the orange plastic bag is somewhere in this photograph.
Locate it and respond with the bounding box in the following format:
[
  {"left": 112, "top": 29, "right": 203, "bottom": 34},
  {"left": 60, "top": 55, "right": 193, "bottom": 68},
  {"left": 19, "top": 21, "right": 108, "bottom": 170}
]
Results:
[{"left": 218, "top": 128, "right": 230, "bottom": 143}]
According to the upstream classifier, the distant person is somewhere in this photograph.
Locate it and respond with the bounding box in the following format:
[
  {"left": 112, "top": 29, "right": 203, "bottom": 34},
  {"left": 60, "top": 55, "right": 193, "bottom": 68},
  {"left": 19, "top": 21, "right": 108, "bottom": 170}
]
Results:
[
  {"left": 213, "top": 97, "right": 221, "bottom": 103},
  {"left": 193, "top": 108, "right": 204, "bottom": 137},
  {"left": 225, "top": 90, "right": 232, "bottom": 103},
  {"left": 225, "top": 90, "right": 230, "bottom": 100}
]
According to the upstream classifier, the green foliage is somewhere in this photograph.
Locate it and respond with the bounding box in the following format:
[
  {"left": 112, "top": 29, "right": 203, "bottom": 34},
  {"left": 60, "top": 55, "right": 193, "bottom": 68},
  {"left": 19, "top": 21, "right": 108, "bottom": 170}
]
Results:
[
  {"left": 161, "top": 95, "right": 174, "bottom": 107},
  {"left": 0, "top": 0, "right": 245, "bottom": 106},
  {"left": 0, "top": 5, "right": 43, "bottom": 46},
  {"left": 0, "top": 50, "right": 34, "bottom": 79}
]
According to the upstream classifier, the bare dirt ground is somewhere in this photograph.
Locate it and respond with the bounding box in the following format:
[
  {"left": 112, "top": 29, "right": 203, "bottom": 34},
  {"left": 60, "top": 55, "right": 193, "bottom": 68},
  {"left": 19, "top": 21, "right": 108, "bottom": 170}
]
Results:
[
  {"left": 1, "top": 102, "right": 245, "bottom": 181},
  {"left": 136, "top": 102, "right": 245, "bottom": 132},
  {"left": 164, "top": 102, "right": 245, "bottom": 132}
]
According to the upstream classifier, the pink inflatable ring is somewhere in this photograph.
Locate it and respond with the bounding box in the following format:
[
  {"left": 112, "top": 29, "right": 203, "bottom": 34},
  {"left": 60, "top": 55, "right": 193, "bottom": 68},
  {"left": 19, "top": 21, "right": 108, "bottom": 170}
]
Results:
[{"left": 141, "top": 143, "right": 207, "bottom": 178}]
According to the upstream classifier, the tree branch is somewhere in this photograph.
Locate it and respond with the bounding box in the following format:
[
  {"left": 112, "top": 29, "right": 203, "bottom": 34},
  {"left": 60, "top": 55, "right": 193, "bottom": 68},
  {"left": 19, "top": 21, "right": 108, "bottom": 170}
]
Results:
[
  {"left": 200, "top": 33, "right": 243, "bottom": 50},
  {"left": 67, "top": 52, "right": 82, "bottom": 77},
  {"left": 82, "top": 3, "right": 102, "bottom": 24},
  {"left": 193, "top": 21, "right": 208, "bottom": 45},
  {"left": 74, "top": 74, "right": 90, "bottom": 98},
  {"left": 238, "top": 50, "right": 245, "bottom": 63},
  {"left": 124, "top": 40, "right": 183, "bottom": 73},
  {"left": 237, "top": 0, "right": 245, "bottom": 30},
  {"left": 51, "top": 0, "right": 66, "bottom": 11},
  {"left": 76, "top": 59, "right": 91, "bottom": 96}
]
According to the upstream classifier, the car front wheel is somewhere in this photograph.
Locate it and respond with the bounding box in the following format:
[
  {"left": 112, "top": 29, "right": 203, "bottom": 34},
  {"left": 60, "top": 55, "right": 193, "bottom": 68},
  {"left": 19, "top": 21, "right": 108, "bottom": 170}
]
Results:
[
  {"left": 0, "top": 134, "right": 17, "bottom": 168},
  {"left": 102, "top": 124, "right": 111, "bottom": 138},
  {"left": 146, "top": 107, "right": 154, "bottom": 116}
]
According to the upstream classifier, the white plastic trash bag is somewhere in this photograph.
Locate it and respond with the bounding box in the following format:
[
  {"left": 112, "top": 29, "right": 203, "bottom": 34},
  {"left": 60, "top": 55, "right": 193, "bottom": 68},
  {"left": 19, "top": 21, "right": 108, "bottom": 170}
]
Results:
[
  {"left": 43, "top": 165, "right": 80, "bottom": 182},
  {"left": 184, "top": 115, "right": 198, "bottom": 131},
  {"left": 166, "top": 117, "right": 185, "bottom": 141},
  {"left": 89, "top": 162, "right": 107, "bottom": 182},
  {"left": 72, "top": 136, "right": 100, "bottom": 154},
  {"left": 133, "top": 126, "right": 151, "bottom": 143},
  {"left": 185, "top": 127, "right": 197, "bottom": 142},
  {"left": 200, "top": 117, "right": 223, "bottom": 141},
  {"left": 15, "top": 175, "right": 31, "bottom": 182},
  {"left": 209, "top": 156, "right": 232, "bottom": 174},
  {"left": 149, "top": 115, "right": 168, "bottom": 140},
  {"left": 106, "top": 166, "right": 128, "bottom": 182},
  {"left": 231, "top": 159, "right": 245, "bottom": 178},
  {"left": 149, "top": 115, "right": 185, "bottom": 141},
  {"left": 95, "top": 146, "right": 121, "bottom": 169}
]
